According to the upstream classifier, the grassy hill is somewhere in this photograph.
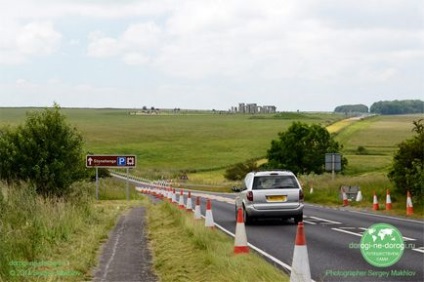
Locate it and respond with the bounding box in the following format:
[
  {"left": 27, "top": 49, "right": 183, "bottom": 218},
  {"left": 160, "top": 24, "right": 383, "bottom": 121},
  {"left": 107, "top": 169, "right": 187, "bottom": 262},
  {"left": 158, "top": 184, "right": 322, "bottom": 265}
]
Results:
[{"left": 1, "top": 108, "right": 344, "bottom": 178}]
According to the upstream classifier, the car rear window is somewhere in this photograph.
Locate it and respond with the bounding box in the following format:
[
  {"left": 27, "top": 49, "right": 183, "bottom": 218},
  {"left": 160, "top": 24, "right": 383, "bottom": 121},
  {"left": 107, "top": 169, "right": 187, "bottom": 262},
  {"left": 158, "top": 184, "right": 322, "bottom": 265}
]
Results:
[{"left": 253, "top": 175, "right": 299, "bottom": 190}]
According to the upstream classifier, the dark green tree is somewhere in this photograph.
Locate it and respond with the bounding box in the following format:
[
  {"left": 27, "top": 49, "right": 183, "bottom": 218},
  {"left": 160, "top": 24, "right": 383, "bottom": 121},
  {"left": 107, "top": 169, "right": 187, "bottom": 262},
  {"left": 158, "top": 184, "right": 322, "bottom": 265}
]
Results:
[
  {"left": 266, "top": 122, "right": 346, "bottom": 175},
  {"left": 370, "top": 100, "right": 424, "bottom": 115},
  {"left": 224, "top": 159, "right": 259, "bottom": 181},
  {"left": 0, "top": 104, "right": 86, "bottom": 197},
  {"left": 334, "top": 104, "right": 369, "bottom": 114},
  {"left": 388, "top": 119, "right": 424, "bottom": 203}
]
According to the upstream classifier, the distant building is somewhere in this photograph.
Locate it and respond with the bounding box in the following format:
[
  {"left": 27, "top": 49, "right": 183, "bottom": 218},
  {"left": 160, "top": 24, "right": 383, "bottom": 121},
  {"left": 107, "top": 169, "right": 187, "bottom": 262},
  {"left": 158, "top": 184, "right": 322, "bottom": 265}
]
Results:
[
  {"left": 233, "top": 103, "right": 276, "bottom": 114},
  {"left": 262, "top": 105, "right": 277, "bottom": 113},
  {"left": 238, "top": 103, "right": 246, "bottom": 113},
  {"left": 246, "top": 103, "right": 258, "bottom": 114}
]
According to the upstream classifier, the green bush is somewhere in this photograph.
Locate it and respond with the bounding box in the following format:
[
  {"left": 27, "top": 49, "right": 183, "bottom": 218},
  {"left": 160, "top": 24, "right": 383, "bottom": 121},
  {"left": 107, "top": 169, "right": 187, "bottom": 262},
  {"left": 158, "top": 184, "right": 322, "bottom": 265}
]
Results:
[
  {"left": 388, "top": 119, "right": 424, "bottom": 204},
  {"left": 224, "top": 159, "right": 258, "bottom": 181},
  {"left": 0, "top": 104, "right": 86, "bottom": 197},
  {"left": 356, "top": 146, "right": 368, "bottom": 155}
]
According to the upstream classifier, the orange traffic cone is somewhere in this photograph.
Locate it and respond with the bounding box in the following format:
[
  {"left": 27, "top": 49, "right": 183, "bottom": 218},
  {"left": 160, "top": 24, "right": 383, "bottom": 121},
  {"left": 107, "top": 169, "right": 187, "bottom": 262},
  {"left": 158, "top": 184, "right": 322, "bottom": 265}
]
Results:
[
  {"left": 290, "top": 222, "right": 311, "bottom": 282},
  {"left": 385, "top": 189, "right": 392, "bottom": 210},
  {"left": 178, "top": 190, "right": 185, "bottom": 209},
  {"left": 234, "top": 208, "right": 249, "bottom": 254},
  {"left": 342, "top": 188, "right": 349, "bottom": 206},
  {"left": 372, "top": 192, "right": 379, "bottom": 211},
  {"left": 356, "top": 190, "right": 363, "bottom": 202},
  {"left": 186, "top": 191, "right": 193, "bottom": 212},
  {"left": 205, "top": 199, "right": 215, "bottom": 228},
  {"left": 172, "top": 189, "right": 177, "bottom": 204},
  {"left": 194, "top": 197, "right": 201, "bottom": 220},
  {"left": 167, "top": 188, "right": 172, "bottom": 202},
  {"left": 406, "top": 191, "right": 414, "bottom": 215}
]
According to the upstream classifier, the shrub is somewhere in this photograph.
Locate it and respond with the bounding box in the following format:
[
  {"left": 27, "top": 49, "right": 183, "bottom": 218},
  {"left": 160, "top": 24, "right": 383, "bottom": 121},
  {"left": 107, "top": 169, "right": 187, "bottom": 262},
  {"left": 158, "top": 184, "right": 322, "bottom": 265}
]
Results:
[
  {"left": 388, "top": 119, "right": 424, "bottom": 204},
  {"left": 0, "top": 104, "right": 86, "bottom": 197}
]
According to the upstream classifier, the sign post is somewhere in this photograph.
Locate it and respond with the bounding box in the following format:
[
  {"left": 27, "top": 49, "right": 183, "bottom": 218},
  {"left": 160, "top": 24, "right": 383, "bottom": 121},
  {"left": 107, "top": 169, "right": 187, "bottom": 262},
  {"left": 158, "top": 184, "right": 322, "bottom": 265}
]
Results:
[
  {"left": 126, "top": 168, "right": 130, "bottom": 201},
  {"left": 325, "top": 153, "right": 341, "bottom": 180},
  {"left": 86, "top": 155, "right": 137, "bottom": 200},
  {"left": 96, "top": 167, "right": 99, "bottom": 200}
]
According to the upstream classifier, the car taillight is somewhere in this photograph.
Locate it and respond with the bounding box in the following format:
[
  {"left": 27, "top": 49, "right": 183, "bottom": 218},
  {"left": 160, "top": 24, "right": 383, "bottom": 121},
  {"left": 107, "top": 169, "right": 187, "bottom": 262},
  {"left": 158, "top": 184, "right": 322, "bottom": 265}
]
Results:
[
  {"left": 247, "top": 191, "right": 253, "bottom": 201},
  {"left": 299, "top": 189, "right": 304, "bottom": 202}
]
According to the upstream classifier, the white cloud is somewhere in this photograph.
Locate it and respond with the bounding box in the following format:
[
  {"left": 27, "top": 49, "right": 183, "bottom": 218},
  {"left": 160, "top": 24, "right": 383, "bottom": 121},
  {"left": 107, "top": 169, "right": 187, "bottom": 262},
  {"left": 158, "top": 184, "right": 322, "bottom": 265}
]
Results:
[
  {"left": 0, "top": 20, "right": 61, "bottom": 65},
  {"left": 16, "top": 21, "right": 62, "bottom": 55},
  {"left": 87, "top": 32, "right": 120, "bottom": 57},
  {"left": 80, "top": 0, "right": 424, "bottom": 84},
  {"left": 122, "top": 52, "right": 150, "bottom": 65},
  {"left": 121, "top": 22, "right": 162, "bottom": 49},
  {"left": 87, "top": 22, "right": 162, "bottom": 65}
]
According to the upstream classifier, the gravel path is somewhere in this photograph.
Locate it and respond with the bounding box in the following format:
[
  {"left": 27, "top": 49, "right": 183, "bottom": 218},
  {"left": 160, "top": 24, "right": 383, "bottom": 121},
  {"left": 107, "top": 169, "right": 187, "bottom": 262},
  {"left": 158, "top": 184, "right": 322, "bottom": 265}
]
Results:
[{"left": 92, "top": 206, "right": 158, "bottom": 282}]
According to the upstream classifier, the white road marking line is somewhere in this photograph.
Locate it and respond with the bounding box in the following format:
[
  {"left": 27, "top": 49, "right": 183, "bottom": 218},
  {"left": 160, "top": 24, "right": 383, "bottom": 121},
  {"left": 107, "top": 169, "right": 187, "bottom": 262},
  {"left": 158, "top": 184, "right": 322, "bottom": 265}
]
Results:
[
  {"left": 347, "top": 209, "right": 424, "bottom": 224},
  {"left": 332, "top": 228, "right": 362, "bottom": 237},
  {"left": 303, "top": 220, "right": 317, "bottom": 225},
  {"left": 358, "top": 227, "right": 417, "bottom": 241},
  {"left": 402, "top": 236, "right": 416, "bottom": 241},
  {"left": 309, "top": 216, "right": 342, "bottom": 225},
  {"left": 412, "top": 247, "right": 424, "bottom": 254}
]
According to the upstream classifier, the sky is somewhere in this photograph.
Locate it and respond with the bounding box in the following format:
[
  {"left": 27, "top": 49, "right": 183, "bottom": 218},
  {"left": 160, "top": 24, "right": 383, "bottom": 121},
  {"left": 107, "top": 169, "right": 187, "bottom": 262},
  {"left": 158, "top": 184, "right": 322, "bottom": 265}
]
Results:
[{"left": 0, "top": 0, "right": 423, "bottom": 112}]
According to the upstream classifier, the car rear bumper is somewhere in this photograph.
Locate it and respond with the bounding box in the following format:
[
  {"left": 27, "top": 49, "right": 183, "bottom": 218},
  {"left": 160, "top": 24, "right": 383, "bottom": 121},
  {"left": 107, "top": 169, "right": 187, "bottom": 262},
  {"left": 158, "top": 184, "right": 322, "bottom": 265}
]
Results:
[{"left": 244, "top": 203, "right": 304, "bottom": 218}]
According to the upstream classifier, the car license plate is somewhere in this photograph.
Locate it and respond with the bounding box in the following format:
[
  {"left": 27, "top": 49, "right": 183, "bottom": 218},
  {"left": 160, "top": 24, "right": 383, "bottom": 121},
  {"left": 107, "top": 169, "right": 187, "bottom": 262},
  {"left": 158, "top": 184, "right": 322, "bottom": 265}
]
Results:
[{"left": 266, "top": 195, "right": 287, "bottom": 202}]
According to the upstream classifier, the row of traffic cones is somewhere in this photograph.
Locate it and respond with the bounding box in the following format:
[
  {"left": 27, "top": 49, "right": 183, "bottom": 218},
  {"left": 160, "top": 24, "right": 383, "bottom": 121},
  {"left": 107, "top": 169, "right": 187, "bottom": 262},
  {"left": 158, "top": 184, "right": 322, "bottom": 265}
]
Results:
[
  {"left": 372, "top": 190, "right": 392, "bottom": 210},
  {"left": 372, "top": 190, "right": 414, "bottom": 215},
  {"left": 138, "top": 186, "right": 216, "bottom": 227},
  {"left": 339, "top": 187, "right": 414, "bottom": 215}
]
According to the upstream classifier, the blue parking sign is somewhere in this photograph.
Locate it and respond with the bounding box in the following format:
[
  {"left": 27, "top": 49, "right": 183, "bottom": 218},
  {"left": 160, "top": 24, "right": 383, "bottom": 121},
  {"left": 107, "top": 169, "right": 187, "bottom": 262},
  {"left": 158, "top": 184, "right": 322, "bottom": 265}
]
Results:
[{"left": 117, "top": 157, "right": 126, "bottom": 166}]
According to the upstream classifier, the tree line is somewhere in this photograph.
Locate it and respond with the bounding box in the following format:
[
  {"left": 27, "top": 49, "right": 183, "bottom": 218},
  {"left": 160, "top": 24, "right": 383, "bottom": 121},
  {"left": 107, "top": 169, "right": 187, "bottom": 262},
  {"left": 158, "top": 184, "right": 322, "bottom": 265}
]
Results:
[{"left": 334, "top": 100, "right": 423, "bottom": 115}]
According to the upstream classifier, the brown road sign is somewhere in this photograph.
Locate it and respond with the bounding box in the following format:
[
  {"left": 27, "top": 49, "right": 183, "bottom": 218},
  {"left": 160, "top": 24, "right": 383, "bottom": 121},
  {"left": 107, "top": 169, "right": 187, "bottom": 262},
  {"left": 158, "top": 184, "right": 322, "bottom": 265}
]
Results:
[{"left": 86, "top": 155, "right": 136, "bottom": 168}]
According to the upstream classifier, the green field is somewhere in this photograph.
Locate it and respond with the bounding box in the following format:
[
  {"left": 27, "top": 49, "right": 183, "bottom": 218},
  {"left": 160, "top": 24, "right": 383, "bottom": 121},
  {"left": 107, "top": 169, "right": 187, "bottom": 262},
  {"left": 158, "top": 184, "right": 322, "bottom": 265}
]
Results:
[
  {"left": 1, "top": 108, "right": 419, "bottom": 180},
  {"left": 0, "top": 108, "right": 344, "bottom": 179},
  {"left": 333, "top": 115, "right": 420, "bottom": 174}
]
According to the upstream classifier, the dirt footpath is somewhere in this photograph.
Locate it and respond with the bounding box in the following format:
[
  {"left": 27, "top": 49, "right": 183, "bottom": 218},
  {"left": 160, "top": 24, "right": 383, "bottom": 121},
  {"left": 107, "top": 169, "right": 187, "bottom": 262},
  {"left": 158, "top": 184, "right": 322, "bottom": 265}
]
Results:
[{"left": 92, "top": 207, "right": 158, "bottom": 282}]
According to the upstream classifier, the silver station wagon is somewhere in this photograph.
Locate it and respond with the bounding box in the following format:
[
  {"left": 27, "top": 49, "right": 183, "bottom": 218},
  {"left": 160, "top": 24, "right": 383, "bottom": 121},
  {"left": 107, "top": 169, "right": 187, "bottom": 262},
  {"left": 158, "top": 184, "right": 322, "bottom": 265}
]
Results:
[{"left": 234, "top": 170, "right": 304, "bottom": 224}]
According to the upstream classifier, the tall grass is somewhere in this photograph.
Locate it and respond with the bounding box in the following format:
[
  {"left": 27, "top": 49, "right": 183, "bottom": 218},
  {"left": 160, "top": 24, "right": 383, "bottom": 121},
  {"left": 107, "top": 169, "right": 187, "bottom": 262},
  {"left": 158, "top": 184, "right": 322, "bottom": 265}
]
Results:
[
  {"left": 0, "top": 182, "right": 90, "bottom": 281},
  {"left": 0, "top": 181, "right": 139, "bottom": 282}
]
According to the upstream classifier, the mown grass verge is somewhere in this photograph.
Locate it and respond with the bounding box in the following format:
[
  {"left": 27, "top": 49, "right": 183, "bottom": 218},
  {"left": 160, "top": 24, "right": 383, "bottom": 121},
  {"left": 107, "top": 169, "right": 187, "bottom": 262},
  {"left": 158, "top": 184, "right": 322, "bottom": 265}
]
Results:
[{"left": 146, "top": 197, "right": 289, "bottom": 282}]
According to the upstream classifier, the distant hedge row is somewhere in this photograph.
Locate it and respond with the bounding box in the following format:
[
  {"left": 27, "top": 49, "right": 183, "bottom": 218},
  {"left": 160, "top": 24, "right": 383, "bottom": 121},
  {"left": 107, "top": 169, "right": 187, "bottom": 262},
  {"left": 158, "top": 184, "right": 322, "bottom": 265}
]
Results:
[
  {"left": 370, "top": 100, "right": 423, "bottom": 115},
  {"left": 334, "top": 100, "right": 423, "bottom": 115}
]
